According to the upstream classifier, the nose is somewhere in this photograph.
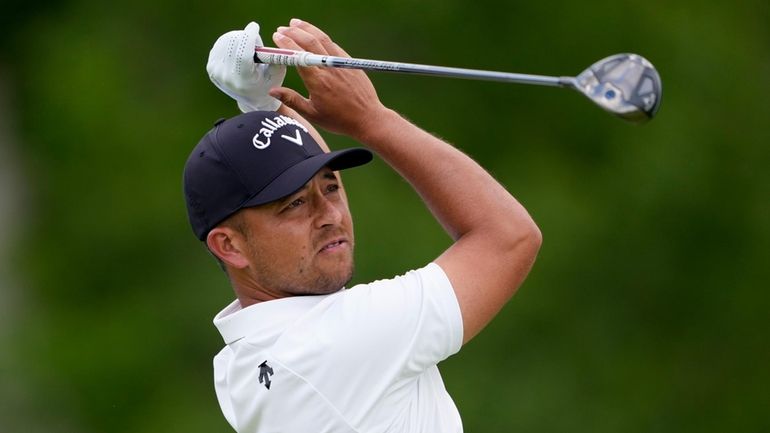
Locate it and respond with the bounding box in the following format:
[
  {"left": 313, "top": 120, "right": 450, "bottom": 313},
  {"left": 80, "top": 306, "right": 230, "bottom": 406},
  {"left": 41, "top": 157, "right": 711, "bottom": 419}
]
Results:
[{"left": 314, "top": 195, "right": 343, "bottom": 228}]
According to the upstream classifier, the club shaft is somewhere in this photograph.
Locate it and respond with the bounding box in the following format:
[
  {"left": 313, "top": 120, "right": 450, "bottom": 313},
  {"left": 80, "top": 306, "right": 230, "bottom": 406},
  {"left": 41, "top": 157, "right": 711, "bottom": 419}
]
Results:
[{"left": 255, "top": 47, "right": 575, "bottom": 88}]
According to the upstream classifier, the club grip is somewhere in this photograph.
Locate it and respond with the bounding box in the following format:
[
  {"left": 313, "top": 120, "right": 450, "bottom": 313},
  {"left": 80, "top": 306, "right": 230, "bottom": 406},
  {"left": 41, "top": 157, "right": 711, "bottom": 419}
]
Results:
[{"left": 254, "top": 47, "right": 318, "bottom": 67}]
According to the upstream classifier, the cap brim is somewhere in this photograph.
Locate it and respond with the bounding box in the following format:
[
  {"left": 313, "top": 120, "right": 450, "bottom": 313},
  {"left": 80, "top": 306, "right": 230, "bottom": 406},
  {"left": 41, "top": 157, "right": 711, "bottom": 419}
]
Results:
[{"left": 240, "top": 147, "right": 373, "bottom": 208}]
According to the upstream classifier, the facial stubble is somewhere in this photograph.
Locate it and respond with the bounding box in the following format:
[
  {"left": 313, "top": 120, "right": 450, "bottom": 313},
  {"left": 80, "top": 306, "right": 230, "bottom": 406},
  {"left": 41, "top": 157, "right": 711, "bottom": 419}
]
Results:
[{"left": 247, "top": 233, "right": 355, "bottom": 297}]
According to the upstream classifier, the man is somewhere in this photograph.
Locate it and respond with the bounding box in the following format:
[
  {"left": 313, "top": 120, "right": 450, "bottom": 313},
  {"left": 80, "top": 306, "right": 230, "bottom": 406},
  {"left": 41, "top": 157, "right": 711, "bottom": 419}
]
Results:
[{"left": 184, "top": 19, "right": 542, "bottom": 433}]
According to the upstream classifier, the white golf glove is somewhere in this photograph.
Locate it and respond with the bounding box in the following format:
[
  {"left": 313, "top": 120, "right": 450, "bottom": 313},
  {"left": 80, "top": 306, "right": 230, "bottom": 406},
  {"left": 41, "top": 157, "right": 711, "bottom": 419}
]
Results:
[{"left": 206, "top": 22, "right": 286, "bottom": 112}]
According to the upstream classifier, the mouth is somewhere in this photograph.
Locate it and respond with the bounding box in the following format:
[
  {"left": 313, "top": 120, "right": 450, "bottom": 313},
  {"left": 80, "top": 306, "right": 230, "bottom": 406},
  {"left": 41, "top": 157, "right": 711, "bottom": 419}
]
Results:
[{"left": 318, "top": 238, "right": 348, "bottom": 253}]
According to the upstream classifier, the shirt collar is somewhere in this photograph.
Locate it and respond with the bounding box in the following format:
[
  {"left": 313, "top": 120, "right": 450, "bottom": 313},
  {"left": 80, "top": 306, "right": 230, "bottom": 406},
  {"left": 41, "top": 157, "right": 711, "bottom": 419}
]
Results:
[{"left": 213, "top": 295, "right": 330, "bottom": 345}]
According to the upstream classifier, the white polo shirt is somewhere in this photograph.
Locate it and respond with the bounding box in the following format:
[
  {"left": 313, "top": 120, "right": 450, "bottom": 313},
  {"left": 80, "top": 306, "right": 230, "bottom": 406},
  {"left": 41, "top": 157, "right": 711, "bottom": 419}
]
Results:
[{"left": 212, "top": 263, "right": 464, "bottom": 433}]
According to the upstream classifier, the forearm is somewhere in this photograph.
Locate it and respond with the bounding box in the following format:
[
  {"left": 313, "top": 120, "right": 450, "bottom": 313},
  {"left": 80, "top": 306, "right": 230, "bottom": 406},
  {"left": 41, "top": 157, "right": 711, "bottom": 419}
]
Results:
[{"left": 356, "top": 108, "right": 537, "bottom": 243}]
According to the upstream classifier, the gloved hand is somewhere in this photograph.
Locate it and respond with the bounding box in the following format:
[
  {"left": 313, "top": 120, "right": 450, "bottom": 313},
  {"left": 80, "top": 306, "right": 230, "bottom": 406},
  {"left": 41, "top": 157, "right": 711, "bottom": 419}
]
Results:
[{"left": 206, "top": 22, "right": 286, "bottom": 112}]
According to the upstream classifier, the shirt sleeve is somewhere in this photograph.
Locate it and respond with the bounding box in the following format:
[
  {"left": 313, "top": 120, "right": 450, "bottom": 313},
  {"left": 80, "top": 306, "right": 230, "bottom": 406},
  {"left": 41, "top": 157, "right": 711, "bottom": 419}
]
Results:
[{"left": 269, "top": 262, "right": 463, "bottom": 419}]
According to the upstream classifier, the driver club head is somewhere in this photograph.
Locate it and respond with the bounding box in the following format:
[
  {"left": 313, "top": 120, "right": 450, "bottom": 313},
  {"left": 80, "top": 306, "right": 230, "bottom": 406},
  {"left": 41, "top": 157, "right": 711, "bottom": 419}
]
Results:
[{"left": 571, "top": 53, "right": 662, "bottom": 123}]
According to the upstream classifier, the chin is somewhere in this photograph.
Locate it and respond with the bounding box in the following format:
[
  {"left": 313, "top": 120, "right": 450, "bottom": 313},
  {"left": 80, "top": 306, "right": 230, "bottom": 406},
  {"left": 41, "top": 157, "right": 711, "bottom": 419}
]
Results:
[{"left": 304, "top": 264, "right": 355, "bottom": 295}]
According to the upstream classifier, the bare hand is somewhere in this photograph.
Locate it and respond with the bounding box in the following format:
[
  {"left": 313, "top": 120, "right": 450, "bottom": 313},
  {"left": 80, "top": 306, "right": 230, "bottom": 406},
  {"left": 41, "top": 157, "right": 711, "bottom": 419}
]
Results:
[{"left": 268, "top": 19, "right": 389, "bottom": 140}]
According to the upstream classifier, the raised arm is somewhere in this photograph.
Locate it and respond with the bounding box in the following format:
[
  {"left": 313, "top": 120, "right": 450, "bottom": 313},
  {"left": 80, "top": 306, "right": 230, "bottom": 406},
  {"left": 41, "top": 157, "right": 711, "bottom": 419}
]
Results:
[{"left": 271, "top": 19, "right": 542, "bottom": 344}]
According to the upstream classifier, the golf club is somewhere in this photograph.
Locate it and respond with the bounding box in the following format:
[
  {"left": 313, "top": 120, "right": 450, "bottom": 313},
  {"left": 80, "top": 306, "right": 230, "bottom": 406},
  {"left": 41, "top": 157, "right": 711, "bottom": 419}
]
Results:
[{"left": 255, "top": 47, "right": 662, "bottom": 123}]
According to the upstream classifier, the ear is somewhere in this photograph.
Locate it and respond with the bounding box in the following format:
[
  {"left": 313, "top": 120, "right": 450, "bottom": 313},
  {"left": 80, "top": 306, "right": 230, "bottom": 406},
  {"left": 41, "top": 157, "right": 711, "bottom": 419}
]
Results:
[{"left": 206, "top": 227, "right": 251, "bottom": 269}]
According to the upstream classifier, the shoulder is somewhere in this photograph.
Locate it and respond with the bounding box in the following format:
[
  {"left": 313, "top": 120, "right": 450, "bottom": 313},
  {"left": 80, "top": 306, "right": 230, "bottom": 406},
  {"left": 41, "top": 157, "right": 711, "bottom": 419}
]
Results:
[
  {"left": 343, "top": 262, "right": 454, "bottom": 303},
  {"left": 314, "top": 263, "right": 458, "bottom": 326},
  {"left": 274, "top": 262, "right": 462, "bottom": 363}
]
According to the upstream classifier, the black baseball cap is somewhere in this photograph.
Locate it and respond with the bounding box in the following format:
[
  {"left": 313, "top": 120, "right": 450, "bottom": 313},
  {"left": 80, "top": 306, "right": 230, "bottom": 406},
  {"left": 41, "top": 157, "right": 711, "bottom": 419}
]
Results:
[{"left": 183, "top": 111, "right": 372, "bottom": 240}]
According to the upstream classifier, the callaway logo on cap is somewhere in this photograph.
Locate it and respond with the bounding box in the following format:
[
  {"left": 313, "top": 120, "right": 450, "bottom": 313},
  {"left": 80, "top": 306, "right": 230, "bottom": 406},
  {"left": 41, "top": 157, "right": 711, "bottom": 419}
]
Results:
[
  {"left": 252, "top": 114, "right": 309, "bottom": 149},
  {"left": 183, "top": 111, "right": 372, "bottom": 241}
]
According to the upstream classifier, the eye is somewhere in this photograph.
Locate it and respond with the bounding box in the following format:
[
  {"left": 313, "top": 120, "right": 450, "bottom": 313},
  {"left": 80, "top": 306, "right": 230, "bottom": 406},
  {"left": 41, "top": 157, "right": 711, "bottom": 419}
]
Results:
[
  {"left": 286, "top": 198, "right": 305, "bottom": 210},
  {"left": 326, "top": 184, "right": 340, "bottom": 193}
]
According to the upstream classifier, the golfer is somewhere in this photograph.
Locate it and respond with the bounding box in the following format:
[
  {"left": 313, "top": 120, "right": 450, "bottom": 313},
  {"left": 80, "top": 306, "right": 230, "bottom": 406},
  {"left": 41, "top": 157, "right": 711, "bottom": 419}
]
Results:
[{"left": 183, "top": 19, "right": 541, "bottom": 433}]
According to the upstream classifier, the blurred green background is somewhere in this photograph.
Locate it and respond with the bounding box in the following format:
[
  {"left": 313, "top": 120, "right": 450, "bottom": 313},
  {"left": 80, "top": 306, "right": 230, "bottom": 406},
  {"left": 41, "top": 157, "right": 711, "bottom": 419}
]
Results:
[{"left": 1, "top": 0, "right": 768, "bottom": 432}]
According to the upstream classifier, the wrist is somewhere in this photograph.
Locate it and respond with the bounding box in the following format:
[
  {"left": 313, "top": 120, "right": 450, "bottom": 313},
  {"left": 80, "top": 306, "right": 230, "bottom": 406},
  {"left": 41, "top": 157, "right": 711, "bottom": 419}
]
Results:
[{"left": 351, "top": 107, "right": 403, "bottom": 146}]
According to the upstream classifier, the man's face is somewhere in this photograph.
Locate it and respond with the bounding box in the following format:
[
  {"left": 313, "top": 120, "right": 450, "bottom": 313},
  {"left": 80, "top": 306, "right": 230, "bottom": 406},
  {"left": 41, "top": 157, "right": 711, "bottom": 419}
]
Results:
[{"left": 234, "top": 167, "right": 355, "bottom": 298}]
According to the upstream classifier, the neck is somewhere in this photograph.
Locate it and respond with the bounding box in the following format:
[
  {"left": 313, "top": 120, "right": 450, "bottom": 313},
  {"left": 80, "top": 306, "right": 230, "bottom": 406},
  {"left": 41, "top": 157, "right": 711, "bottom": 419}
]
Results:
[{"left": 228, "top": 268, "right": 286, "bottom": 307}]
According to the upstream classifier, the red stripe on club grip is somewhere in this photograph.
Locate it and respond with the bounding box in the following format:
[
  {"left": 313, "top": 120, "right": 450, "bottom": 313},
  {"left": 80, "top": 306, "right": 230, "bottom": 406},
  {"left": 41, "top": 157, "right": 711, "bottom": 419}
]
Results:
[{"left": 255, "top": 47, "right": 298, "bottom": 55}]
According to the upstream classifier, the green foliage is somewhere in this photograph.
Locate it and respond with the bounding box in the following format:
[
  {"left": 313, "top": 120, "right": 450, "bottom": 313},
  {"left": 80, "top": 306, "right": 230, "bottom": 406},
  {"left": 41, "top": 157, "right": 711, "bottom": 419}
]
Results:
[{"left": 1, "top": 0, "right": 768, "bottom": 431}]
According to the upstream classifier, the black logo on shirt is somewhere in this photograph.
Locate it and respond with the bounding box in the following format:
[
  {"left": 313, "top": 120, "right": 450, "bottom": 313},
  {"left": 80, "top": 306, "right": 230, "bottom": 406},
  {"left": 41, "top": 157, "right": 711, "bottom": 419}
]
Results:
[{"left": 259, "top": 361, "right": 274, "bottom": 390}]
